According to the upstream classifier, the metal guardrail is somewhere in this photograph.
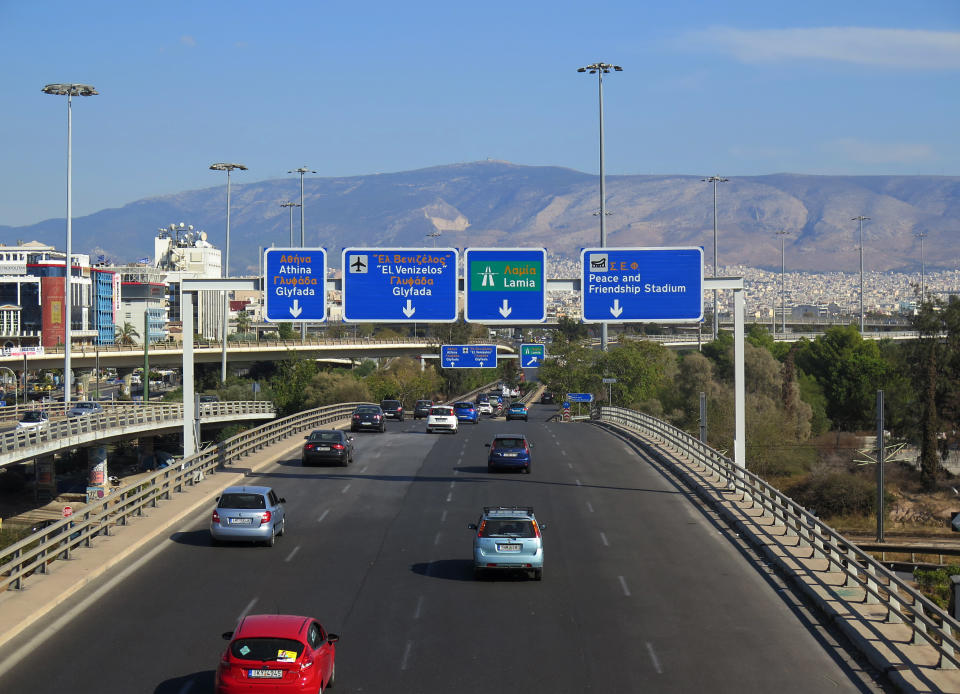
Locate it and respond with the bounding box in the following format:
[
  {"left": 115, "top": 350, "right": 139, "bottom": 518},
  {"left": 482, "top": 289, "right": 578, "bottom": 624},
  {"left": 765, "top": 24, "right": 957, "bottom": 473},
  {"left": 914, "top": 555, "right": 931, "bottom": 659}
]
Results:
[
  {"left": 596, "top": 405, "right": 960, "bottom": 670},
  {"left": 0, "top": 401, "right": 276, "bottom": 459},
  {"left": 0, "top": 401, "right": 358, "bottom": 593}
]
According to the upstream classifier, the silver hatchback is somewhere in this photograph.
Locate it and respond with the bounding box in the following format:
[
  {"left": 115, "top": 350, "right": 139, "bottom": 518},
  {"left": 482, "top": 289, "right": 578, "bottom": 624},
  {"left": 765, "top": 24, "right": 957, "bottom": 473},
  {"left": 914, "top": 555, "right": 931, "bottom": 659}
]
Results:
[{"left": 210, "top": 486, "right": 286, "bottom": 547}]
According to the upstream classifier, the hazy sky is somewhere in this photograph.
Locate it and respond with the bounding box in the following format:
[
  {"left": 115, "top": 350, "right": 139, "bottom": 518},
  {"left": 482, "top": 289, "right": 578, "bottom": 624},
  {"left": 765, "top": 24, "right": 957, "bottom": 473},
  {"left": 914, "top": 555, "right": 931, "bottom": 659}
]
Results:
[{"left": 1, "top": 0, "right": 958, "bottom": 227}]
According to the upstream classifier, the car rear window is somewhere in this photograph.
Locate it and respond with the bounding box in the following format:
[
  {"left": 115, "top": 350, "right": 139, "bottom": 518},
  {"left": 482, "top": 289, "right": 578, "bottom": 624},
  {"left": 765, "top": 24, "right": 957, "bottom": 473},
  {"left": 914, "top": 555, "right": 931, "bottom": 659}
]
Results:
[
  {"left": 309, "top": 432, "right": 341, "bottom": 442},
  {"left": 493, "top": 438, "right": 525, "bottom": 448},
  {"left": 356, "top": 406, "right": 379, "bottom": 413},
  {"left": 454, "top": 402, "right": 473, "bottom": 409},
  {"left": 430, "top": 407, "right": 453, "bottom": 415},
  {"left": 479, "top": 520, "right": 535, "bottom": 538},
  {"left": 230, "top": 637, "right": 304, "bottom": 662},
  {"left": 219, "top": 493, "right": 267, "bottom": 509},
  {"left": 381, "top": 400, "right": 401, "bottom": 408}
]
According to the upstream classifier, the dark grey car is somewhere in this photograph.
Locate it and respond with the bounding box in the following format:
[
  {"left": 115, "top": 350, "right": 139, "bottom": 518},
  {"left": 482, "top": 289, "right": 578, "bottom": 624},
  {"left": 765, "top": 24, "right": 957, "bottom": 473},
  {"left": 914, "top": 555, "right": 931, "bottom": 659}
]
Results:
[{"left": 302, "top": 429, "right": 354, "bottom": 466}]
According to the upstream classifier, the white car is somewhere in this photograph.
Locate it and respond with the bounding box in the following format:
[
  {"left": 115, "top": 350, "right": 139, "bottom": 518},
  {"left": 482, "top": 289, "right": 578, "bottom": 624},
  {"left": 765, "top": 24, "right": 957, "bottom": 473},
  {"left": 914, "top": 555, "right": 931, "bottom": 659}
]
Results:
[
  {"left": 16, "top": 410, "right": 49, "bottom": 430},
  {"left": 426, "top": 405, "right": 458, "bottom": 434},
  {"left": 477, "top": 401, "right": 493, "bottom": 416}
]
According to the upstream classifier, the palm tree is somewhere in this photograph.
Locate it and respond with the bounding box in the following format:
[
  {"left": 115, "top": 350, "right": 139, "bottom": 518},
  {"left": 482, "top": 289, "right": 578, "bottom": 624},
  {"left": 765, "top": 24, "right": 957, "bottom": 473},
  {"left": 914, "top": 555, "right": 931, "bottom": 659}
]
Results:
[
  {"left": 235, "top": 310, "right": 251, "bottom": 335},
  {"left": 115, "top": 322, "right": 140, "bottom": 346}
]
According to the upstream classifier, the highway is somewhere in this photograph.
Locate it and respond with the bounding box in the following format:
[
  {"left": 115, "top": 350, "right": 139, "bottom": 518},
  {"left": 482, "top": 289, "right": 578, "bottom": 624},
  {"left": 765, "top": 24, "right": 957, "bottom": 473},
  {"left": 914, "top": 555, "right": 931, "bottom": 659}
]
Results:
[{"left": 0, "top": 403, "right": 885, "bottom": 693}]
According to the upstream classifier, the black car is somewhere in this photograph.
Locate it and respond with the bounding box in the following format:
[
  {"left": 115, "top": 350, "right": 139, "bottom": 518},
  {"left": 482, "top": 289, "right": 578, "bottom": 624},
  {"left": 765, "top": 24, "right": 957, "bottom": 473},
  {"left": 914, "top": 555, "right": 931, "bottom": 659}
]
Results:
[
  {"left": 413, "top": 399, "right": 434, "bottom": 419},
  {"left": 351, "top": 405, "right": 386, "bottom": 432},
  {"left": 302, "top": 430, "right": 354, "bottom": 466},
  {"left": 540, "top": 391, "right": 554, "bottom": 404},
  {"left": 380, "top": 399, "right": 404, "bottom": 421}
]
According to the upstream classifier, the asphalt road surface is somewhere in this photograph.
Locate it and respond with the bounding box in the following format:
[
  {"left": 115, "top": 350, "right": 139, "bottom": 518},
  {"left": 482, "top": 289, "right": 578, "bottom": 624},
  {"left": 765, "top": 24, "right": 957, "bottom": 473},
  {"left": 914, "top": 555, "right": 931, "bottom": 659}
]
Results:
[{"left": 0, "top": 404, "right": 886, "bottom": 693}]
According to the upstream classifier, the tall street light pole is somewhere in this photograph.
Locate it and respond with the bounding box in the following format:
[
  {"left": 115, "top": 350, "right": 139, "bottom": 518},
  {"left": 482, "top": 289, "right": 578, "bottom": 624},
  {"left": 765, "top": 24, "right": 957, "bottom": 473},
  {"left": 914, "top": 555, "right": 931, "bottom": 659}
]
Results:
[
  {"left": 915, "top": 231, "right": 928, "bottom": 304},
  {"left": 43, "top": 83, "right": 98, "bottom": 406},
  {"left": 578, "top": 62, "right": 621, "bottom": 352},
  {"left": 426, "top": 230, "right": 441, "bottom": 248},
  {"left": 702, "top": 176, "right": 729, "bottom": 341},
  {"left": 288, "top": 167, "right": 316, "bottom": 340},
  {"left": 280, "top": 201, "right": 300, "bottom": 246},
  {"left": 775, "top": 230, "right": 790, "bottom": 335},
  {"left": 210, "top": 162, "right": 247, "bottom": 382},
  {"left": 852, "top": 216, "right": 870, "bottom": 333}
]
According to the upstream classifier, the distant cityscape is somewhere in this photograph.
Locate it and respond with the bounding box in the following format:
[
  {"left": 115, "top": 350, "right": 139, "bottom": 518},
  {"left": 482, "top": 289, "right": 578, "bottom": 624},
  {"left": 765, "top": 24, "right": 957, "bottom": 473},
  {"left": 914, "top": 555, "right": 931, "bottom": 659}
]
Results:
[{"left": 1, "top": 231, "right": 953, "bottom": 353}]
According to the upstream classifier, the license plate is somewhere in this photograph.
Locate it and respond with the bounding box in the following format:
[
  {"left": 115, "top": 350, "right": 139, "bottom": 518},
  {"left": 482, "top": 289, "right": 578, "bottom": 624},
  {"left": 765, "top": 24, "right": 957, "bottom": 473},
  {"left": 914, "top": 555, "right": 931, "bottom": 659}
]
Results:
[
  {"left": 228, "top": 517, "right": 253, "bottom": 525},
  {"left": 502, "top": 452, "right": 518, "bottom": 457},
  {"left": 361, "top": 421, "right": 372, "bottom": 426},
  {"left": 318, "top": 446, "right": 330, "bottom": 451},
  {"left": 248, "top": 669, "right": 284, "bottom": 679},
  {"left": 498, "top": 543, "right": 522, "bottom": 551}
]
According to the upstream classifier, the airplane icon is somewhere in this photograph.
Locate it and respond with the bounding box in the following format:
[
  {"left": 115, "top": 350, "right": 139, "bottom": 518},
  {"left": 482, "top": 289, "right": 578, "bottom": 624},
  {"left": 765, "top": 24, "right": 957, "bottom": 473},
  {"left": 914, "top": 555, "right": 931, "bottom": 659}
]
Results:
[{"left": 350, "top": 255, "right": 368, "bottom": 273}]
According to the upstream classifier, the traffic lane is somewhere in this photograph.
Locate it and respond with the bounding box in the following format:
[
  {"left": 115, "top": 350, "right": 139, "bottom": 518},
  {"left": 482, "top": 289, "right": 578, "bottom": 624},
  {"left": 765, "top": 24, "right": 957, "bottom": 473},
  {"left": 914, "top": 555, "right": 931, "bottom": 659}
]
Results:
[
  {"left": 540, "top": 420, "right": 882, "bottom": 692},
  {"left": 0, "top": 425, "right": 447, "bottom": 693}
]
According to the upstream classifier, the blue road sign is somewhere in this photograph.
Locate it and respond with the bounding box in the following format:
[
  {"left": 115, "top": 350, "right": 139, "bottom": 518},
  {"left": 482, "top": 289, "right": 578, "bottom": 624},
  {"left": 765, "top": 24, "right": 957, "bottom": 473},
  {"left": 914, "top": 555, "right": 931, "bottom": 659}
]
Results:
[
  {"left": 580, "top": 247, "right": 703, "bottom": 323},
  {"left": 440, "top": 344, "right": 498, "bottom": 369},
  {"left": 464, "top": 248, "right": 547, "bottom": 323},
  {"left": 342, "top": 248, "right": 458, "bottom": 322},
  {"left": 264, "top": 248, "right": 327, "bottom": 322},
  {"left": 520, "top": 343, "right": 546, "bottom": 368},
  {"left": 566, "top": 393, "right": 594, "bottom": 402}
]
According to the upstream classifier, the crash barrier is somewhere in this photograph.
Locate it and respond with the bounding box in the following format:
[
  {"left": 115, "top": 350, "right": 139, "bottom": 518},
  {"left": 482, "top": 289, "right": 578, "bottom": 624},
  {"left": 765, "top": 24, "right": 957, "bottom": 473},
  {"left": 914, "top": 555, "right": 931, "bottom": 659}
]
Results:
[
  {"left": 596, "top": 405, "right": 960, "bottom": 670},
  {"left": 0, "top": 401, "right": 352, "bottom": 593}
]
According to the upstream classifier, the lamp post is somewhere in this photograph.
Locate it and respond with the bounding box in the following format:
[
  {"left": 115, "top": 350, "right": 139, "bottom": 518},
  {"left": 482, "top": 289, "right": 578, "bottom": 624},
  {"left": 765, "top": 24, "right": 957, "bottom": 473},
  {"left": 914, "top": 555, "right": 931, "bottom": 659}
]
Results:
[
  {"left": 288, "top": 167, "right": 316, "bottom": 340},
  {"left": 280, "top": 201, "right": 300, "bottom": 246},
  {"left": 43, "top": 83, "right": 98, "bottom": 405},
  {"left": 775, "top": 230, "right": 790, "bottom": 334},
  {"left": 578, "top": 62, "right": 622, "bottom": 352},
  {"left": 426, "top": 230, "right": 441, "bottom": 248},
  {"left": 702, "top": 175, "right": 729, "bottom": 341},
  {"left": 852, "top": 216, "right": 870, "bottom": 333},
  {"left": 210, "top": 162, "right": 247, "bottom": 382},
  {"left": 915, "top": 231, "right": 928, "bottom": 304}
]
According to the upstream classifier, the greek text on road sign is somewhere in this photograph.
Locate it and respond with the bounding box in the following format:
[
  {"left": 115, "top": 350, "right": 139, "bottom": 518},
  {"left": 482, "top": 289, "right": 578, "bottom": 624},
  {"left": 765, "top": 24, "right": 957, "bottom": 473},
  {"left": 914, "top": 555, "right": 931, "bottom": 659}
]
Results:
[
  {"left": 464, "top": 248, "right": 547, "bottom": 323},
  {"left": 264, "top": 248, "right": 327, "bottom": 322},
  {"left": 566, "top": 393, "right": 594, "bottom": 402},
  {"left": 580, "top": 247, "right": 703, "bottom": 323},
  {"left": 520, "top": 343, "right": 546, "bottom": 367},
  {"left": 440, "top": 344, "right": 498, "bottom": 369},
  {"left": 342, "top": 248, "right": 458, "bottom": 322}
]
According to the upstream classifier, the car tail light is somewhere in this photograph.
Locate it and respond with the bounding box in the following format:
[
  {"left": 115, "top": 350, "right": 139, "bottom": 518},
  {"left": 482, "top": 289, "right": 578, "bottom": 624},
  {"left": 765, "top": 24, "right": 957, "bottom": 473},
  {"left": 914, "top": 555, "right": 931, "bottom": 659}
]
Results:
[
  {"left": 352, "top": 414, "right": 360, "bottom": 420},
  {"left": 532, "top": 521, "right": 541, "bottom": 538},
  {"left": 300, "top": 659, "right": 314, "bottom": 672},
  {"left": 212, "top": 510, "right": 220, "bottom": 523},
  {"left": 305, "top": 444, "right": 315, "bottom": 450},
  {"left": 477, "top": 520, "right": 486, "bottom": 537},
  {"left": 260, "top": 511, "right": 272, "bottom": 525},
  {"left": 332, "top": 443, "right": 345, "bottom": 450}
]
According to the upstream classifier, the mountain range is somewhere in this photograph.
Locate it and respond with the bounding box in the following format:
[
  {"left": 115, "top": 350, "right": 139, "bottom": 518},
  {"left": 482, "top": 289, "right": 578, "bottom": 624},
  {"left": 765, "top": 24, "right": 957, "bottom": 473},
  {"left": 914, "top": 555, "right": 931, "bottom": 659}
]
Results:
[{"left": 3, "top": 161, "right": 958, "bottom": 275}]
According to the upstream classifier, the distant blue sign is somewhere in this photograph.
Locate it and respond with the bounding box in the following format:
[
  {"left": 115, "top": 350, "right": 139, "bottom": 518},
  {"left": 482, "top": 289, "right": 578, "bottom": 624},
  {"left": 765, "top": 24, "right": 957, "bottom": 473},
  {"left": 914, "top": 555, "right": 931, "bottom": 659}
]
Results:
[
  {"left": 440, "top": 344, "right": 498, "bottom": 369},
  {"left": 464, "top": 248, "right": 547, "bottom": 324},
  {"left": 581, "top": 247, "right": 703, "bottom": 323},
  {"left": 520, "top": 343, "right": 546, "bottom": 368},
  {"left": 566, "top": 393, "right": 594, "bottom": 402},
  {"left": 264, "top": 248, "right": 327, "bottom": 322},
  {"left": 342, "top": 248, "right": 458, "bottom": 322}
]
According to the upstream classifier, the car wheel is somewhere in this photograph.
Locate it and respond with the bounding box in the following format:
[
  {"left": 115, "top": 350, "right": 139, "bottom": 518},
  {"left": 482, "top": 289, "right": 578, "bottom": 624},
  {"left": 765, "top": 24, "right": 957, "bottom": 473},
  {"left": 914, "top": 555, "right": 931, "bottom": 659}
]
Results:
[
  {"left": 473, "top": 567, "right": 485, "bottom": 580},
  {"left": 533, "top": 568, "right": 542, "bottom": 581},
  {"left": 326, "top": 660, "right": 336, "bottom": 688},
  {"left": 278, "top": 517, "right": 286, "bottom": 537},
  {"left": 523, "top": 466, "right": 531, "bottom": 474},
  {"left": 266, "top": 528, "right": 276, "bottom": 547}
]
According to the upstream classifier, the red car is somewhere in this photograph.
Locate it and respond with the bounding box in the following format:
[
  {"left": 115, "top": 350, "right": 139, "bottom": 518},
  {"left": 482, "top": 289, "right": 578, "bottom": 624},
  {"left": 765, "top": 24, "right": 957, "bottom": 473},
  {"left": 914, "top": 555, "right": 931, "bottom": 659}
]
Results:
[{"left": 215, "top": 614, "right": 338, "bottom": 693}]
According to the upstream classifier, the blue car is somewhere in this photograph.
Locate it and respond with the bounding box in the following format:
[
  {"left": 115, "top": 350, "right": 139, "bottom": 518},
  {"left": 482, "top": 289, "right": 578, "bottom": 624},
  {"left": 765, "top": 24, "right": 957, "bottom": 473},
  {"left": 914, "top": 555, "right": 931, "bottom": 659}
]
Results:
[
  {"left": 453, "top": 401, "right": 479, "bottom": 424},
  {"left": 486, "top": 434, "right": 532, "bottom": 473}
]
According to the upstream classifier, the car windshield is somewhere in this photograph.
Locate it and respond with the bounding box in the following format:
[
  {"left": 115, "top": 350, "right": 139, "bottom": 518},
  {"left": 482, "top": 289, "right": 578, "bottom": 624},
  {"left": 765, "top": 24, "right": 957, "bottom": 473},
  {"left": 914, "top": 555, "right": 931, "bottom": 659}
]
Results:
[
  {"left": 309, "top": 432, "right": 341, "bottom": 442},
  {"left": 480, "top": 520, "right": 536, "bottom": 538},
  {"left": 230, "top": 637, "right": 304, "bottom": 662},
  {"left": 219, "top": 493, "right": 267, "bottom": 509},
  {"left": 21, "top": 412, "right": 44, "bottom": 422},
  {"left": 493, "top": 438, "right": 525, "bottom": 449}
]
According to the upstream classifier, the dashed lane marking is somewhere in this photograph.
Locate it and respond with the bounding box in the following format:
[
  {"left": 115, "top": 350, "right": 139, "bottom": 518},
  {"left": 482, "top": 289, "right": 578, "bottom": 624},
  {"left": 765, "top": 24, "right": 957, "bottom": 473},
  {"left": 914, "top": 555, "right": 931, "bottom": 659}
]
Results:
[
  {"left": 618, "top": 576, "right": 631, "bottom": 597},
  {"left": 341, "top": 484, "right": 351, "bottom": 494},
  {"left": 239, "top": 597, "right": 259, "bottom": 622},
  {"left": 646, "top": 642, "right": 663, "bottom": 674},
  {"left": 317, "top": 509, "right": 329, "bottom": 523},
  {"left": 285, "top": 545, "right": 301, "bottom": 562},
  {"left": 600, "top": 532, "right": 609, "bottom": 547},
  {"left": 401, "top": 640, "right": 414, "bottom": 670}
]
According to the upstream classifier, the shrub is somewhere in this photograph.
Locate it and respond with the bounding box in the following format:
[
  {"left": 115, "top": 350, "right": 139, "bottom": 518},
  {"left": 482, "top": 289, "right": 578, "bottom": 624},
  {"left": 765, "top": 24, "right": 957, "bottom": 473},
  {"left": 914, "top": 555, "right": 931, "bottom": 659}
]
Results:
[
  {"left": 914, "top": 566, "right": 960, "bottom": 609},
  {"left": 785, "top": 472, "right": 877, "bottom": 517}
]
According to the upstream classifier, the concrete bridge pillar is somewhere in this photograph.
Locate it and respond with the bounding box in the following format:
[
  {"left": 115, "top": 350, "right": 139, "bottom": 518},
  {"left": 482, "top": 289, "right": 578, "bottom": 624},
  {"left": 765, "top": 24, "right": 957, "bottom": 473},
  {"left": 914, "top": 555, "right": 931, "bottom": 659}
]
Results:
[
  {"left": 139, "top": 435, "right": 155, "bottom": 470},
  {"left": 86, "top": 445, "right": 108, "bottom": 504},
  {"left": 77, "top": 370, "right": 94, "bottom": 400},
  {"left": 116, "top": 369, "right": 134, "bottom": 399}
]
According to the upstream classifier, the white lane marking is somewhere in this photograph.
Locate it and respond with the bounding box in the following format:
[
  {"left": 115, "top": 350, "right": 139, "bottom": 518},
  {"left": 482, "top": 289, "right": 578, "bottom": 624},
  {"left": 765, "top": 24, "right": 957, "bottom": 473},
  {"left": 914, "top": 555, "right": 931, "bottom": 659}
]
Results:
[
  {"left": 646, "top": 642, "right": 663, "bottom": 674},
  {"left": 341, "top": 484, "right": 351, "bottom": 494},
  {"left": 401, "top": 640, "right": 413, "bottom": 670},
  {"left": 177, "top": 678, "right": 196, "bottom": 694},
  {"left": 575, "top": 479, "right": 582, "bottom": 486},
  {"left": 374, "top": 450, "right": 382, "bottom": 458},
  {"left": 449, "top": 481, "right": 455, "bottom": 489},
  {"left": 618, "top": 576, "right": 631, "bottom": 597},
  {"left": 586, "top": 501, "right": 594, "bottom": 513},
  {"left": 414, "top": 595, "right": 424, "bottom": 620},
  {"left": 239, "top": 597, "right": 259, "bottom": 622},
  {"left": 441, "top": 510, "right": 448, "bottom": 523},
  {"left": 285, "top": 545, "right": 301, "bottom": 562},
  {"left": 446, "top": 492, "right": 453, "bottom": 502},
  {"left": 567, "top": 462, "right": 573, "bottom": 469},
  {"left": 600, "top": 532, "right": 609, "bottom": 547},
  {"left": 359, "top": 465, "right": 368, "bottom": 473},
  {"left": 561, "top": 450, "right": 567, "bottom": 456},
  {"left": 457, "top": 456, "right": 463, "bottom": 464},
  {"left": 434, "top": 531, "right": 441, "bottom": 546},
  {"left": 454, "top": 468, "right": 461, "bottom": 476},
  {"left": 317, "top": 509, "right": 330, "bottom": 523}
]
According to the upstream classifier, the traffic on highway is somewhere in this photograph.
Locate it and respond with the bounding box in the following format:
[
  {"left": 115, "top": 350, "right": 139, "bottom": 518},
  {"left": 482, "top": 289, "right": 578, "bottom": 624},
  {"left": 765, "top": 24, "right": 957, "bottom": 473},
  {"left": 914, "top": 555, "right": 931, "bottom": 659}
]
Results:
[{"left": 0, "top": 399, "right": 886, "bottom": 693}]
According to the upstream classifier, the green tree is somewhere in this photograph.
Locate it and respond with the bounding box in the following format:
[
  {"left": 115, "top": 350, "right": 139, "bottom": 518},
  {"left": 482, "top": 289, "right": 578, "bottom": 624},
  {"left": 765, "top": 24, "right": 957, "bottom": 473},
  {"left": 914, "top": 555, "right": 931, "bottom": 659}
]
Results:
[
  {"left": 115, "top": 322, "right": 140, "bottom": 346},
  {"left": 597, "top": 339, "right": 675, "bottom": 407},
  {"left": 556, "top": 316, "right": 588, "bottom": 342},
  {"left": 277, "top": 322, "right": 297, "bottom": 340},
  {"left": 303, "top": 371, "right": 372, "bottom": 407},
  {"left": 235, "top": 310, "right": 251, "bottom": 334},
  {"left": 269, "top": 353, "right": 319, "bottom": 415},
  {"left": 538, "top": 334, "right": 599, "bottom": 399}
]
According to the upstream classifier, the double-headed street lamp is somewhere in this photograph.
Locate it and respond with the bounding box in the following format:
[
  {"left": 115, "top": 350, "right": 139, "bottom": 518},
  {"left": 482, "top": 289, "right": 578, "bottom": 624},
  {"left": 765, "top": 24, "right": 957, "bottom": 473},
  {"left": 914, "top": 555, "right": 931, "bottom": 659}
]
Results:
[
  {"left": 775, "top": 230, "right": 790, "bottom": 334},
  {"left": 914, "top": 231, "right": 928, "bottom": 305},
  {"left": 702, "top": 175, "right": 729, "bottom": 341},
  {"left": 210, "top": 162, "right": 247, "bottom": 382},
  {"left": 288, "top": 167, "right": 315, "bottom": 339},
  {"left": 43, "top": 83, "right": 98, "bottom": 405},
  {"left": 852, "top": 215, "right": 870, "bottom": 333},
  {"left": 280, "top": 201, "right": 301, "bottom": 246},
  {"left": 577, "top": 62, "right": 622, "bottom": 352}
]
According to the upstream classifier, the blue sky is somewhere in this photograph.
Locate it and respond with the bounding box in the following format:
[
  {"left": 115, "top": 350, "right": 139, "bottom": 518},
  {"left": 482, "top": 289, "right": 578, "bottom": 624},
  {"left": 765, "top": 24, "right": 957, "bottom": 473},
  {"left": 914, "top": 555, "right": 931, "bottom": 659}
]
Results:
[{"left": 1, "top": 0, "right": 958, "bottom": 227}]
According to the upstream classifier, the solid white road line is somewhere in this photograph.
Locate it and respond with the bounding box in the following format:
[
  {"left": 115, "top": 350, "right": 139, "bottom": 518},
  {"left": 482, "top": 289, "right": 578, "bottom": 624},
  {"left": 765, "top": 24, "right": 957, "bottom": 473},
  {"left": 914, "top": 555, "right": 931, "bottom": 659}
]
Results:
[
  {"left": 441, "top": 509, "right": 448, "bottom": 523},
  {"left": 646, "top": 642, "right": 663, "bottom": 674},
  {"left": 575, "top": 479, "right": 582, "bottom": 486},
  {"left": 618, "top": 576, "right": 631, "bottom": 597},
  {"left": 359, "top": 465, "right": 368, "bottom": 473},
  {"left": 317, "top": 509, "right": 330, "bottom": 523},
  {"left": 285, "top": 545, "right": 301, "bottom": 562},
  {"left": 413, "top": 595, "right": 424, "bottom": 620}
]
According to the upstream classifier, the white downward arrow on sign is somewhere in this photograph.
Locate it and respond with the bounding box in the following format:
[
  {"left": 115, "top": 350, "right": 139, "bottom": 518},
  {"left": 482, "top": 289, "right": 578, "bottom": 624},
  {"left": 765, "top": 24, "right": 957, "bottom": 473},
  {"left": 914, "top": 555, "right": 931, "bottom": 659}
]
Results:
[
  {"left": 289, "top": 299, "right": 303, "bottom": 318},
  {"left": 402, "top": 299, "right": 416, "bottom": 318},
  {"left": 499, "top": 299, "right": 512, "bottom": 318},
  {"left": 609, "top": 299, "right": 623, "bottom": 318}
]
